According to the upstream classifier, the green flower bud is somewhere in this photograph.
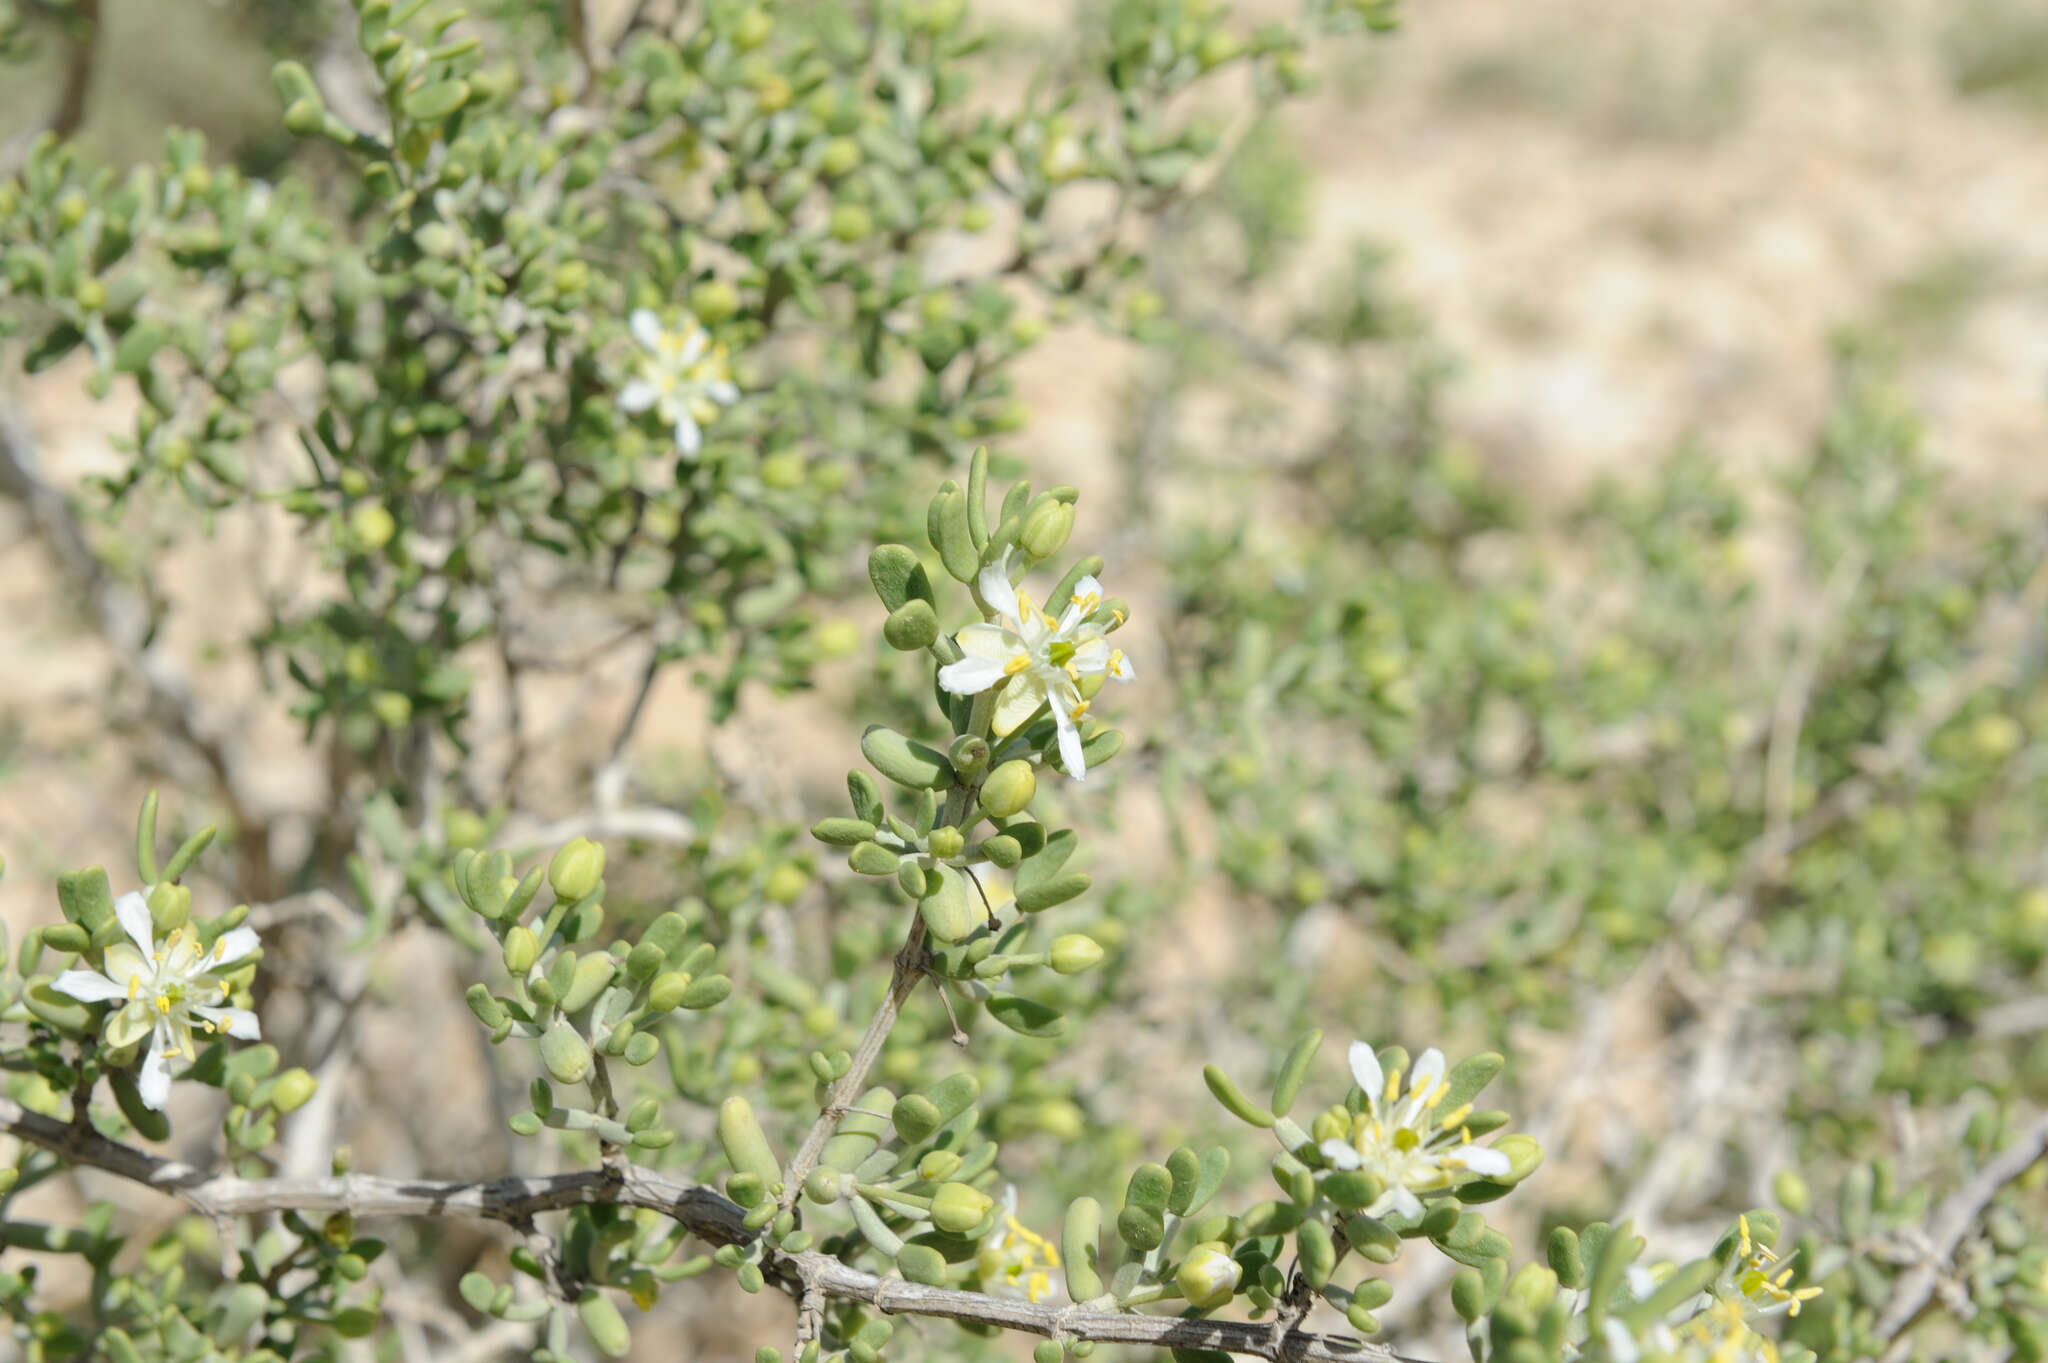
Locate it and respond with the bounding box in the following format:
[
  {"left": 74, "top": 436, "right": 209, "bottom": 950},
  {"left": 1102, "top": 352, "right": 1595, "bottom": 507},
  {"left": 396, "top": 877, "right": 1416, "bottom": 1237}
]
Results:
[
  {"left": 540, "top": 1021, "right": 592, "bottom": 1085},
  {"left": 502, "top": 926, "right": 539, "bottom": 975},
  {"left": 927, "top": 826, "right": 965, "bottom": 860},
  {"left": 1019, "top": 499, "right": 1075, "bottom": 560},
  {"left": 918, "top": 1149, "right": 963, "bottom": 1181},
  {"left": 764, "top": 863, "right": 808, "bottom": 904},
  {"left": 147, "top": 882, "right": 191, "bottom": 933},
  {"left": 1035, "top": 1341, "right": 1064, "bottom": 1363},
  {"left": 1773, "top": 1170, "right": 1811, "bottom": 1215},
  {"left": 805, "top": 1167, "right": 844, "bottom": 1203},
  {"left": 548, "top": 837, "right": 605, "bottom": 902},
  {"left": 930, "top": 1182, "right": 994, "bottom": 1234},
  {"left": 1050, "top": 934, "right": 1104, "bottom": 975},
  {"left": 830, "top": 202, "right": 872, "bottom": 243},
  {"left": 1175, "top": 1242, "right": 1241, "bottom": 1310},
  {"left": 624, "top": 1032, "right": 660, "bottom": 1066},
  {"left": 271, "top": 1067, "right": 318, "bottom": 1114},
  {"left": 347, "top": 503, "right": 396, "bottom": 552},
  {"left": 820, "top": 135, "right": 862, "bottom": 177},
  {"left": 690, "top": 279, "right": 740, "bottom": 323},
  {"left": 979, "top": 761, "right": 1036, "bottom": 818}
]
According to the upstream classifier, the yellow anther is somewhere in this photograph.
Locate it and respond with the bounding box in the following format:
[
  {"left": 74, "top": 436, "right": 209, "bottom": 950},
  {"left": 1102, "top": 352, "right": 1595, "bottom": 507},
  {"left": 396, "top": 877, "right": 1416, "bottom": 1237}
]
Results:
[
  {"left": 127, "top": 975, "right": 142, "bottom": 1000},
  {"left": 1424, "top": 1079, "right": 1449, "bottom": 1108},
  {"left": 1003, "top": 655, "right": 1031, "bottom": 676},
  {"left": 1070, "top": 699, "right": 1090, "bottom": 720},
  {"left": 1108, "top": 648, "right": 1126, "bottom": 674},
  {"left": 1015, "top": 591, "right": 1034, "bottom": 618},
  {"left": 1383, "top": 1069, "right": 1402, "bottom": 1104},
  {"left": 1111, "top": 607, "right": 1126, "bottom": 626},
  {"left": 220, "top": 981, "right": 232, "bottom": 998},
  {"left": 156, "top": 996, "right": 171, "bottom": 1014},
  {"left": 1737, "top": 1214, "right": 1753, "bottom": 1257},
  {"left": 1439, "top": 1103, "right": 1472, "bottom": 1130}
]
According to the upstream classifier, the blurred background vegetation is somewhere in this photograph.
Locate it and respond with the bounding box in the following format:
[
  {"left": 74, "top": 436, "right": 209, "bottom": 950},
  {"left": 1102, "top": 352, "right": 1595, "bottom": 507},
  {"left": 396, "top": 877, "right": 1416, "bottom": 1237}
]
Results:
[{"left": 4, "top": 0, "right": 2048, "bottom": 1360}]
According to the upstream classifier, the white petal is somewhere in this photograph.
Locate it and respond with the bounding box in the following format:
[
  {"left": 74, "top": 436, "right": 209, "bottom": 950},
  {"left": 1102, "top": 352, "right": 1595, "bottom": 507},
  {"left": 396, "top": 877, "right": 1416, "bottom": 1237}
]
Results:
[
  {"left": 955, "top": 622, "right": 1016, "bottom": 662},
  {"left": 705, "top": 379, "right": 739, "bottom": 405},
  {"left": 1318, "top": 1138, "right": 1361, "bottom": 1170},
  {"left": 1052, "top": 702, "right": 1086, "bottom": 781},
  {"left": 629, "top": 308, "right": 663, "bottom": 349},
  {"left": 1410, "top": 1047, "right": 1446, "bottom": 1095},
  {"left": 1454, "top": 1146, "right": 1511, "bottom": 1178},
  {"left": 677, "top": 328, "right": 707, "bottom": 366},
  {"left": 1068, "top": 637, "right": 1112, "bottom": 676},
  {"left": 209, "top": 927, "right": 261, "bottom": 966},
  {"left": 103, "top": 942, "right": 147, "bottom": 985},
  {"left": 976, "top": 549, "right": 1020, "bottom": 626},
  {"left": 1602, "top": 1319, "right": 1640, "bottom": 1363},
  {"left": 51, "top": 970, "right": 127, "bottom": 1004},
  {"left": 1385, "top": 1185, "right": 1424, "bottom": 1220},
  {"left": 193, "top": 1005, "right": 261, "bottom": 1040},
  {"left": 618, "top": 379, "right": 659, "bottom": 412},
  {"left": 136, "top": 1038, "right": 173, "bottom": 1110},
  {"left": 674, "top": 414, "right": 702, "bottom": 459},
  {"left": 1348, "top": 1040, "right": 1384, "bottom": 1098},
  {"left": 114, "top": 892, "right": 155, "bottom": 955},
  {"left": 938, "top": 654, "right": 1009, "bottom": 696},
  {"left": 990, "top": 672, "right": 1046, "bottom": 737}
]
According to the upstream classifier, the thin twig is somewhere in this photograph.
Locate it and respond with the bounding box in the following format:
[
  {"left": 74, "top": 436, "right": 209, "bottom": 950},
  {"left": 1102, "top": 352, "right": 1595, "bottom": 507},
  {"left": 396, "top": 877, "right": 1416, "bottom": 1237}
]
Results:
[
  {"left": 0, "top": 1097, "right": 1415, "bottom": 1363},
  {"left": 1868, "top": 1112, "right": 2048, "bottom": 1353},
  {"left": 778, "top": 911, "right": 933, "bottom": 1214}
]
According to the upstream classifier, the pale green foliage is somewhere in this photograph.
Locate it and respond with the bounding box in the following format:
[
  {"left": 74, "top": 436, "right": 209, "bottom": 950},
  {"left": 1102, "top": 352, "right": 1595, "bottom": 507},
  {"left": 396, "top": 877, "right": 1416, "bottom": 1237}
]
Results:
[{"left": 2, "top": 2, "right": 2046, "bottom": 1363}]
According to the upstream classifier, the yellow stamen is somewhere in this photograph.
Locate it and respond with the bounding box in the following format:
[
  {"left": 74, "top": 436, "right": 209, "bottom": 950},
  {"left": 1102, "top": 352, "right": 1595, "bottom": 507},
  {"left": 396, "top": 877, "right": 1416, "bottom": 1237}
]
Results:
[
  {"left": 1111, "top": 607, "right": 1126, "bottom": 626},
  {"left": 127, "top": 974, "right": 141, "bottom": 1000},
  {"left": 1383, "top": 1069, "right": 1402, "bottom": 1104},
  {"left": 1003, "top": 655, "right": 1031, "bottom": 676},
  {"left": 1439, "top": 1103, "right": 1472, "bottom": 1130},
  {"left": 156, "top": 996, "right": 171, "bottom": 1014},
  {"left": 220, "top": 981, "right": 232, "bottom": 998},
  {"left": 1070, "top": 700, "right": 1090, "bottom": 720},
  {"left": 1424, "top": 1079, "right": 1449, "bottom": 1109}
]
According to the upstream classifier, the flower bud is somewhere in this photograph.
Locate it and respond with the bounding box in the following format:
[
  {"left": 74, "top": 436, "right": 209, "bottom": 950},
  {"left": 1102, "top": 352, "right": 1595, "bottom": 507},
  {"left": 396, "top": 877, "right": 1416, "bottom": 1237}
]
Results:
[
  {"left": 147, "top": 882, "right": 191, "bottom": 933},
  {"left": 690, "top": 278, "right": 740, "bottom": 323},
  {"left": 540, "top": 1020, "right": 592, "bottom": 1085},
  {"left": 1019, "top": 499, "right": 1075, "bottom": 560},
  {"left": 918, "top": 1149, "right": 963, "bottom": 1181},
  {"left": 883, "top": 600, "right": 940, "bottom": 651},
  {"left": 804, "top": 1168, "right": 844, "bottom": 1204},
  {"left": 927, "top": 826, "right": 965, "bottom": 860},
  {"left": 1050, "top": 934, "right": 1104, "bottom": 975},
  {"left": 271, "top": 1067, "right": 318, "bottom": 1114},
  {"left": 979, "top": 761, "right": 1036, "bottom": 818},
  {"left": 548, "top": 837, "right": 605, "bottom": 903},
  {"left": 1176, "top": 1242, "right": 1242, "bottom": 1310},
  {"left": 930, "top": 1182, "right": 994, "bottom": 1235},
  {"left": 502, "top": 926, "right": 539, "bottom": 975},
  {"left": 347, "top": 503, "right": 396, "bottom": 553}
]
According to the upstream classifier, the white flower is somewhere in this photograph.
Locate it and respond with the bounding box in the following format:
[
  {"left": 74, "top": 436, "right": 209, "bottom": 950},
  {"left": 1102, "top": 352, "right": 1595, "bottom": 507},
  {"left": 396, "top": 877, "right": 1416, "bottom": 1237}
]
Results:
[
  {"left": 52, "top": 892, "right": 261, "bottom": 1110},
  {"left": 618, "top": 309, "right": 739, "bottom": 460},
  {"left": 1317, "top": 1039, "right": 1512, "bottom": 1219},
  {"left": 975, "top": 1187, "right": 1063, "bottom": 1303},
  {"left": 935, "top": 549, "right": 1134, "bottom": 779}
]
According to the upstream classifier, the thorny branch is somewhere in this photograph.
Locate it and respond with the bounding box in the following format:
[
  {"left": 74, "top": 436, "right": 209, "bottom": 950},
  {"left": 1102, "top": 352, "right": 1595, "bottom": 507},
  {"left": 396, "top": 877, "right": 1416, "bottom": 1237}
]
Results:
[
  {"left": 1867, "top": 1112, "right": 2048, "bottom": 1358},
  {"left": 0, "top": 1096, "right": 1415, "bottom": 1363}
]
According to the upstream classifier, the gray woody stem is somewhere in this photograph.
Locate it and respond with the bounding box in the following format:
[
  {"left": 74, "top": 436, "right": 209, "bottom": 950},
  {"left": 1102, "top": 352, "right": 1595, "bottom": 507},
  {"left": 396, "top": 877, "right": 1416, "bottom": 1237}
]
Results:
[{"left": 0, "top": 1097, "right": 1412, "bottom": 1363}]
